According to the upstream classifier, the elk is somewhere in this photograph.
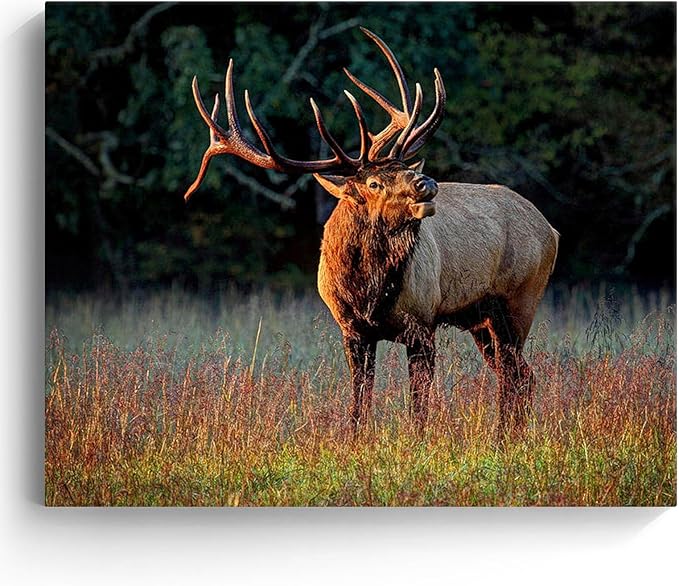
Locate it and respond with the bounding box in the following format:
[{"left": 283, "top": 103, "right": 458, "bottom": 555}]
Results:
[{"left": 183, "top": 27, "right": 559, "bottom": 432}]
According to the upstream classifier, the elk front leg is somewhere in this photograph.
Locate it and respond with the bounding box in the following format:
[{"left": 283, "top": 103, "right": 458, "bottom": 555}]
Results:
[
  {"left": 406, "top": 333, "right": 435, "bottom": 426},
  {"left": 343, "top": 336, "right": 377, "bottom": 429}
]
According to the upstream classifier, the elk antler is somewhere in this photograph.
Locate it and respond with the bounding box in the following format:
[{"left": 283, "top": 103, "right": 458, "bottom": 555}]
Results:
[
  {"left": 401, "top": 68, "right": 446, "bottom": 159},
  {"left": 184, "top": 60, "right": 365, "bottom": 200},
  {"left": 344, "top": 27, "right": 446, "bottom": 162},
  {"left": 184, "top": 27, "right": 446, "bottom": 200}
]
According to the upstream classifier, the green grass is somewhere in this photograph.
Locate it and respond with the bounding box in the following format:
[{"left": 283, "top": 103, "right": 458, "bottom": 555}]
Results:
[{"left": 45, "top": 284, "right": 676, "bottom": 506}]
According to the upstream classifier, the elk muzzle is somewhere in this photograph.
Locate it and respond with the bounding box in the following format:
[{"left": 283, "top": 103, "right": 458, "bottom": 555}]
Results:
[{"left": 409, "top": 176, "right": 438, "bottom": 219}]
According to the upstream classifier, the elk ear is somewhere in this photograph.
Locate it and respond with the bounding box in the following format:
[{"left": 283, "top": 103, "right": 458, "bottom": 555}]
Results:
[
  {"left": 313, "top": 174, "right": 362, "bottom": 202},
  {"left": 409, "top": 160, "right": 425, "bottom": 173}
]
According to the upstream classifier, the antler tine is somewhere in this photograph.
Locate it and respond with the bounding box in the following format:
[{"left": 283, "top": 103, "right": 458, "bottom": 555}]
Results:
[
  {"left": 359, "top": 27, "right": 411, "bottom": 112},
  {"left": 402, "top": 68, "right": 447, "bottom": 160},
  {"left": 208, "top": 93, "right": 220, "bottom": 143},
  {"left": 343, "top": 67, "right": 410, "bottom": 160},
  {"left": 191, "top": 76, "right": 228, "bottom": 146},
  {"left": 184, "top": 82, "right": 229, "bottom": 201},
  {"left": 244, "top": 89, "right": 280, "bottom": 159},
  {"left": 344, "top": 28, "right": 417, "bottom": 161},
  {"left": 309, "top": 98, "right": 356, "bottom": 167},
  {"left": 223, "top": 59, "right": 240, "bottom": 133},
  {"left": 184, "top": 91, "right": 222, "bottom": 202},
  {"left": 343, "top": 90, "right": 371, "bottom": 164},
  {"left": 389, "top": 83, "right": 423, "bottom": 160},
  {"left": 221, "top": 60, "right": 286, "bottom": 168}
]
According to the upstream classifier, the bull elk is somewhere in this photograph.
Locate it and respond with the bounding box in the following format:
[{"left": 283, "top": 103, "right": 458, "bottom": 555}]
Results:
[{"left": 183, "top": 27, "right": 559, "bottom": 432}]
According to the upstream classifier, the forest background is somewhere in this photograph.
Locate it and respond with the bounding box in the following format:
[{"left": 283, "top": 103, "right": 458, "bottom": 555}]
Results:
[{"left": 46, "top": 2, "right": 676, "bottom": 294}]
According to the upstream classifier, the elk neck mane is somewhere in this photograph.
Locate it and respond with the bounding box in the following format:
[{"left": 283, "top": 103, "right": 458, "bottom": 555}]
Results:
[{"left": 319, "top": 199, "right": 421, "bottom": 337}]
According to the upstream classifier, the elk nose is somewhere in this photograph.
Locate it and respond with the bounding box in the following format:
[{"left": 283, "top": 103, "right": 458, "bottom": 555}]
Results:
[{"left": 414, "top": 177, "right": 438, "bottom": 199}]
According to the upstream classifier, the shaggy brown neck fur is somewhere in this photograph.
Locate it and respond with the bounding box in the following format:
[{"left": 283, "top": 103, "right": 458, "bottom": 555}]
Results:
[{"left": 320, "top": 200, "right": 420, "bottom": 337}]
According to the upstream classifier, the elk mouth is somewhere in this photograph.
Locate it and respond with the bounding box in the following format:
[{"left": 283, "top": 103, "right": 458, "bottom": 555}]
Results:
[
  {"left": 409, "top": 200, "right": 436, "bottom": 219},
  {"left": 409, "top": 178, "right": 438, "bottom": 219}
]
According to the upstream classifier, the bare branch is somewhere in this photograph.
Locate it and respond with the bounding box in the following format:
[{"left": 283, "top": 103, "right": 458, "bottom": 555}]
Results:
[
  {"left": 100, "top": 143, "right": 135, "bottom": 187},
  {"left": 434, "top": 131, "right": 576, "bottom": 205},
  {"left": 600, "top": 147, "right": 673, "bottom": 178},
  {"left": 81, "top": 131, "right": 135, "bottom": 187},
  {"left": 512, "top": 154, "right": 572, "bottom": 205},
  {"left": 282, "top": 174, "right": 313, "bottom": 200},
  {"left": 281, "top": 9, "right": 328, "bottom": 85},
  {"left": 222, "top": 162, "right": 296, "bottom": 209},
  {"left": 617, "top": 203, "right": 672, "bottom": 272},
  {"left": 46, "top": 126, "right": 100, "bottom": 177},
  {"left": 281, "top": 13, "right": 361, "bottom": 86},
  {"left": 318, "top": 17, "right": 362, "bottom": 40},
  {"left": 88, "top": 3, "right": 176, "bottom": 74}
]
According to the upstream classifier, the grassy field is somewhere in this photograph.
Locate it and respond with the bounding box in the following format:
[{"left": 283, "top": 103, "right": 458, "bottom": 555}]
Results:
[{"left": 45, "top": 284, "right": 676, "bottom": 506}]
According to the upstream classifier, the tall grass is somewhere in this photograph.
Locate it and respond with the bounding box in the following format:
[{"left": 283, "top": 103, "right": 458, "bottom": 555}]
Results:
[{"left": 45, "top": 284, "right": 676, "bottom": 506}]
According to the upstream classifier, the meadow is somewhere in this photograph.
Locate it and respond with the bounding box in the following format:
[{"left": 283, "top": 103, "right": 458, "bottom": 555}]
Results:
[{"left": 45, "top": 284, "right": 676, "bottom": 506}]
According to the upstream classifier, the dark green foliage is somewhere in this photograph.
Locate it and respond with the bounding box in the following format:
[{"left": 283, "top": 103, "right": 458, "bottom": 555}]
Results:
[{"left": 46, "top": 2, "right": 675, "bottom": 292}]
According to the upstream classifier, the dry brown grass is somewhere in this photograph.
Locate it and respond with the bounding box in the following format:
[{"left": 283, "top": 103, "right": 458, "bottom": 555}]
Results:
[{"left": 45, "top": 286, "right": 676, "bottom": 506}]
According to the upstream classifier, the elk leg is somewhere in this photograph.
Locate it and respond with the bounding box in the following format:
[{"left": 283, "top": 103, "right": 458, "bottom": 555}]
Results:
[
  {"left": 343, "top": 336, "right": 377, "bottom": 429},
  {"left": 470, "top": 318, "right": 497, "bottom": 368},
  {"left": 405, "top": 332, "right": 435, "bottom": 426},
  {"left": 470, "top": 317, "right": 533, "bottom": 431},
  {"left": 495, "top": 344, "right": 534, "bottom": 430}
]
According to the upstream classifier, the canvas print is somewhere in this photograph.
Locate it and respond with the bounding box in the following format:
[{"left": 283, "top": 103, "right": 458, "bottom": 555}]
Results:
[{"left": 45, "top": 2, "right": 676, "bottom": 506}]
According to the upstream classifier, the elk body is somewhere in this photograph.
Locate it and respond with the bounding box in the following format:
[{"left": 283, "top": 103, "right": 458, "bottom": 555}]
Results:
[{"left": 184, "top": 28, "right": 559, "bottom": 431}]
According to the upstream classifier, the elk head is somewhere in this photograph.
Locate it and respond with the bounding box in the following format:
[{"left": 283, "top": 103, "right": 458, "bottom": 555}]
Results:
[
  {"left": 314, "top": 160, "right": 439, "bottom": 224},
  {"left": 184, "top": 27, "right": 446, "bottom": 225}
]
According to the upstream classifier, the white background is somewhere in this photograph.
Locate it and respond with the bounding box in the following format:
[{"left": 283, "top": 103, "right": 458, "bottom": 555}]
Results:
[{"left": 2, "top": 2, "right": 677, "bottom": 584}]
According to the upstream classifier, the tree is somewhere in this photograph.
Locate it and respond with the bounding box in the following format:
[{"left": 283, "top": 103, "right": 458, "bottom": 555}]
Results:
[{"left": 46, "top": 2, "right": 676, "bottom": 292}]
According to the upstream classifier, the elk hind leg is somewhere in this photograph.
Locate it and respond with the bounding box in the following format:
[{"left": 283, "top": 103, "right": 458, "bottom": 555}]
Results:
[
  {"left": 496, "top": 341, "right": 534, "bottom": 431},
  {"left": 470, "top": 314, "right": 534, "bottom": 432}
]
